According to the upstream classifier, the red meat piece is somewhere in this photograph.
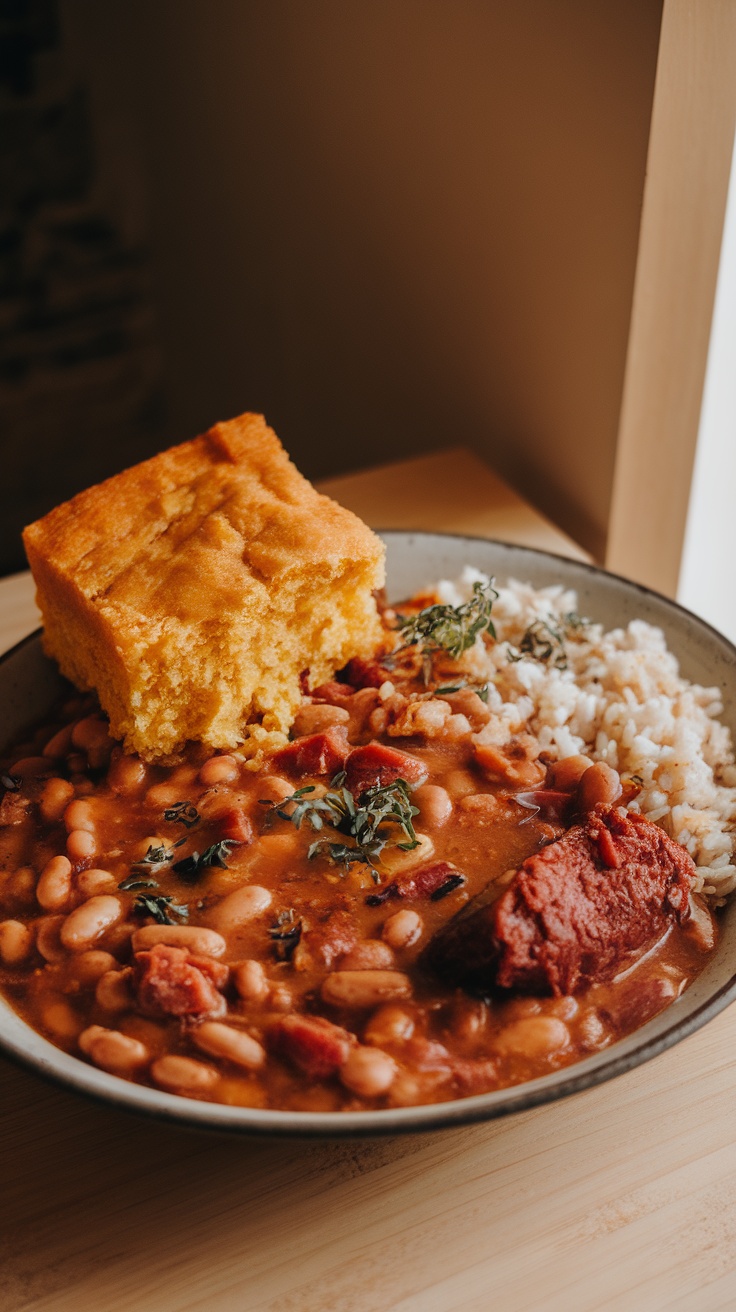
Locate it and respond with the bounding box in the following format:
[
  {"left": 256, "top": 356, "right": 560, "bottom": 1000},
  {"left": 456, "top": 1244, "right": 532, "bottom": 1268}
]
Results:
[
  {"left": 310, "top": 680, "right": 354, "bottom": 706},
  {"left": 272, "top": 727, "right": 350, "bottom": 778},
  {"left": 294, "top": 909, "right": 358, "bottom": 971},
  {"left": 367, "top": 861, "right": 465, "bottom": 906},
  {"left": 341, "top": 657, "right": 387, "bottom": 689},
  {"left": 215, "top": 806, "right": 253, "bottom": 844},
  {"left": 345, "top": 742, "right": 428, "bottom": 795},
  {"left": 427, "top": 807, "right": 695, "bottom": 997},
  {"left": 133, "top": 944, "right": 227, "bottom": 1019},
  {"left": 269, "top": 1014, "right": 352, "bottom": 1077}
]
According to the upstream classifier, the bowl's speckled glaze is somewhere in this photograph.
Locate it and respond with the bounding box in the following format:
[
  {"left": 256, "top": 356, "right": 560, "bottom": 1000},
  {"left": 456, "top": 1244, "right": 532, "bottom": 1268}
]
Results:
[{"left": 2, "top": 531, "right": 736, "bottom": 1136}]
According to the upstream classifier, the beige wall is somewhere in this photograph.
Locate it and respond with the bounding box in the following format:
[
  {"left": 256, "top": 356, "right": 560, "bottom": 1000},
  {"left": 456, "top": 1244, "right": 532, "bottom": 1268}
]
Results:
[{"left": 65, "top": 0, "right": 662, "bottom": 556}]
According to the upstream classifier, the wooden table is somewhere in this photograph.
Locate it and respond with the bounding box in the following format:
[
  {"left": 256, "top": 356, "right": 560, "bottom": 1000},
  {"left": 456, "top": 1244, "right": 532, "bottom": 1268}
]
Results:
[{"left": 3, "top": 448, "right": 735, "bottom": 1312}]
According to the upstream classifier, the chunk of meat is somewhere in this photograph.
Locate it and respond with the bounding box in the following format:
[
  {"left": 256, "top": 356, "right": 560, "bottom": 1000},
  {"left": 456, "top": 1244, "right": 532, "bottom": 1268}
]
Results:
[
  {"left": 269, "top": 1014, "right": 352, "bottom": 1077},
  {"left": 367, "top": 861, "right": 465, "bottom": 906},
  {"left": 341, "top": 657, "right": 387, "bottom": 689},
  {"left": 133, "top": 943, "right": 228, "bottom": 1019},
  {"left": 344, "top": 742, "right": 428, "bottom": 795},
  {"left": 272, "top": 726, "right": 349, "bottom": 778},
  {"left": 426, "top": 807, "right": 695, "bottom": 997},
  {"left": 215, "top": 806, "right": 254, "bottom": 844},
  {"left": 310, "top": 680, "right": 354, "bottom": 706},
  {"left": 292, "top": 909, "right": 358, "bottom": 972},
  {"left": 0, "top": 791, "right": 30, "bottom": 826}
]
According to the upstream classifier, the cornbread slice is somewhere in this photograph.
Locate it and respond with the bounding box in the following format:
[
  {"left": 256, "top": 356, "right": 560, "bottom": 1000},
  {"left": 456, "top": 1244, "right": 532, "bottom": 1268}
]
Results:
[{"left": 23, "top": 413, "right": 385, "bottom": 761}]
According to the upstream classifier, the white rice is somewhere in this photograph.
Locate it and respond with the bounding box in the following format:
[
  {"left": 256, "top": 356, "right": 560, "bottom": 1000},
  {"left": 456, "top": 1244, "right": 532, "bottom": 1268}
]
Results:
[{"left": 437, "top": 567, "right": 736, "bottom": 903}]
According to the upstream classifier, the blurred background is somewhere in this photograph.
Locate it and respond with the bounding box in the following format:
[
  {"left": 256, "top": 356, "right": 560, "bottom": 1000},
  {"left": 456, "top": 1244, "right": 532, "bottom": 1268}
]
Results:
[{"left": 0, "top": 0, "right": 666, "bottom": 575}]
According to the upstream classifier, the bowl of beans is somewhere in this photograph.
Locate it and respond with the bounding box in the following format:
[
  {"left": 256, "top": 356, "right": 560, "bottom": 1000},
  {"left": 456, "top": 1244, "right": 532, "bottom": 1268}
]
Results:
[{"left": 1, "top": 532, "right": 736, "bottom": 1135}]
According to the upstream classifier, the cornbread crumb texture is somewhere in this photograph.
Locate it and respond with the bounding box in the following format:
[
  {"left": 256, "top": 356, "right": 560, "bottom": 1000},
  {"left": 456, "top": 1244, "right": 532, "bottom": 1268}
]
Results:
[{"left": 23, "top": 413, "right": 385, "bottom": 760}]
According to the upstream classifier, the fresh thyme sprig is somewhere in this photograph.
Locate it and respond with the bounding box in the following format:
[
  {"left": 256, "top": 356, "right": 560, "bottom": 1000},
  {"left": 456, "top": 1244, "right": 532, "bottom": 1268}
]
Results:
[
  {"left": 395, "top": 580, "right": 498, "bottom": 661},
  {"left": 507, "top": 612, "right": 589, "bottom": 671},
  {"left": 163, "top": 801, "right": 201, "bottom": 828},
  {"left": 132, "top": 893, "right": 189, "bottom": 925},
  {"left": 265, "top": 776, "right": 420, "bottom": 872},
  {"left": 173, "top": 840, "right": 236, "bottom": 881},
  {"left": 130, "top": 839, "right": 185, "bottom": 874}
]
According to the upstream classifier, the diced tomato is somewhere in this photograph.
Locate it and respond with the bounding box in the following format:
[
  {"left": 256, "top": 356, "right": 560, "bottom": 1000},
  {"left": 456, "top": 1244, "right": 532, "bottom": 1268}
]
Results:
[
  {"left": 272, "top": 726, "right": 350, "bottom": 778},
  {"left": 341, "top": 657, "right": 387, "bottom": 689},
  {"left": 133, "top": 944, "right": 227, "bottom": 1019},
  {"left": 345, "top": 742, "right": 428, "bottom": 795},
  {"left": 270, "top": 1014, "right": 352, "bottom": 1077}
]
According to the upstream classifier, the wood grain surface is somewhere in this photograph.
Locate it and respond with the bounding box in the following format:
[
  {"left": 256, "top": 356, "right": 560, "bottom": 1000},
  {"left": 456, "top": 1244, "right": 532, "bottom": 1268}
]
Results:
[{"left": 2, "top": 449, "right": 735, "bottom": 1312}]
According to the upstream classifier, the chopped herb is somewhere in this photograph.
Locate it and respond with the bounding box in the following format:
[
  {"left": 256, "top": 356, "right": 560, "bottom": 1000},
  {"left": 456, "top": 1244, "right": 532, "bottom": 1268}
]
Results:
[
  {"left": 133, "top": 894, "right": 189, "bottom": 924},
  {"left": 395, "top": 580, "right": 498, "bottom": 662},
  {"left": 270, "top": 778, "right": 420, "bottom": 872},
  {"left": 118, "top": 875, "right": 158, "bottom": 892},
  {"left": 131, "top": 839, "right": 185, "bottom": 874},
  {"left": 269, "top": 908, "right": 302, "bottom": 961},
  {"left": 0, "top": 773, "right": 19, "bottom": 791},
  {"left": 163, "top": 801, "right": 201, "bottom": 828},
  {"left": 173, "top": 840, "right": 236, "bottom": 881},
  {"left": 434, "top": 679, "right": 490, "bottom": 702},
  {"left": 508, "top": 612, "right": 590, "bottom": 671}
]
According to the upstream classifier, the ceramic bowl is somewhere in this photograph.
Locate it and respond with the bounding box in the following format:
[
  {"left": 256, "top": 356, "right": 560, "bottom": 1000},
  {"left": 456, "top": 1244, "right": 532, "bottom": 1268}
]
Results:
[{"left": 2, "top": 531, "right": 736, "bottom": 1136}]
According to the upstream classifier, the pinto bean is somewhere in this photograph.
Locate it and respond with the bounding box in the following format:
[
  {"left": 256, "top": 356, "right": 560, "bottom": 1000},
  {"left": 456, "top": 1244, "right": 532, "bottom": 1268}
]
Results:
[
  {"left": 39, "top": 777, "right": 75, "bottom": 823},
  {"left": 69, "top": 949, "right": 117, "bottom": 986},
  {"left": 71, "top": 716, "right": 110, "bottom": 752},
  {"left": 35, "top": 915, "right": 66, "bottom": 962},
  {"left": 256, "top": 775, "right": 295, "bottom": 805},
  {"left": 577, "top": 761, "right": 622, "bottom": 812},
  {"left": 363, "top": 1004, "right": 415, "bottom": 1047},
  {"left": 0, "top": 919, "right": 33, "bottom": 965},
  {"left": 233, "top": 959, "right": 269, "bottom": 1002},
  {"left": 340, "top": 1046, "right": 397, "bottom": 1097},
  {"left": 207, "top": 885, "right": 272, "bottom": 933},
  {"left": 546, "top": 755, "right": 591, "bottom": 792},
  {"left": 10, "top": 755, "right": 52, "bottom": 779},
  {"left": 66, "top": 830, "right": 97, "bottom": 861},
  {"left": 291, "top": 703, "right": 350, "bottom": 737},
  {"left": 95, "top": 968, "right": 134, "bottom": 1012},
  {"left": 79, "top": 1024, "right": 149, "bottom": 1076},
  {"left": 198, "top": 755, "right": 240, "bottom": 786},
  {"left": 382, "top": 909, "right": 423, "bottom": 950},
  {"left": 4, "top": 866, "right": 36, "bottom": 909},
  {"left": 413, "top": 784, "right": 452, "bottom": 830},
  {"left": 341, "top": 941, "right": 395, "bottom": 970},
  {"left": 131, "top": 924, "right": 226, "bottom": 957},
  {"left": 60, "top": 895, "right": 122, "bottom": 951},
  {"left": 321, "top": 970, "right": 412, "bottom": 1009},
  {"left": 107, "top": 753, "right": 148, "bottom": 795},
  {"left": 42, "top": 998, "right": 83, "bottom": 1040},
  {"left": 151, "top": 1054, "right": 219, "bottom": 1094},
  {"left": 193, "top": 1021, "right": 265, "bottom": 1070},
  {"left": 76, "top": 869, "right": 116, "bottom": 899},
  {"left": 378, "top": 833, "right": 434, "bottom": 876},
  {"left": 43, "top": 724, "right": 74, "bottom": 758},
  {"left": 493, "top": 1016, "right": 571, "bottom": 1060},
  {"left": 144, "top": 782, "right": 181, "bottom": 810},
  {"left": 36, "top": 855, "right": 73, "bottom": 911},
  {"left": 63, "top": 798, "right": 95, "bottom": 834}
]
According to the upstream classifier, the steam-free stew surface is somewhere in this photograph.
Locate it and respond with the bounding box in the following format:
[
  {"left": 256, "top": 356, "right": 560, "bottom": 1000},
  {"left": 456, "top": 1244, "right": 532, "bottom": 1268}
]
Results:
[{"left": 0, "top": 656, "right": 716, "bottom": 1112}]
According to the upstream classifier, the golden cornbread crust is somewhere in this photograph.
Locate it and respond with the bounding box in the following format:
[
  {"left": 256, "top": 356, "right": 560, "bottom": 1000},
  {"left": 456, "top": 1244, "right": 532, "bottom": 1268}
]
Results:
[{"left": 23, "top": 413, "right": 386, "bottom": 761}]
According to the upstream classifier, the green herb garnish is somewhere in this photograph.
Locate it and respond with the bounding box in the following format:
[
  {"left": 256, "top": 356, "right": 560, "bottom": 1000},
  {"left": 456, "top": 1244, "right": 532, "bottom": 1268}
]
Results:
[
  {"left": 270, "top": 777, "right": 420, "bottom": 872},
  {"left": 395, "top": 580, "right": 498, "bottom": 661},
  {"left": 131, "top": 839, "right": 185, "bottom": 874},
  {"left": 172, "top": 840, "right": 236, "bottom": 881},
  {"left": 269, "top": 908, "right": 302, "bottom": 961},
  {"left": 163, "top": 801, "right": 201, "bottom": 828},
  {"left": 118, "top": 875, "right": 158, "bottom": 892},
  {"left": 133, "top": 894, "right": 189, "bottom": 924},
  {"left": 508, "top": 612, "right": 589, "bottom": 671}
]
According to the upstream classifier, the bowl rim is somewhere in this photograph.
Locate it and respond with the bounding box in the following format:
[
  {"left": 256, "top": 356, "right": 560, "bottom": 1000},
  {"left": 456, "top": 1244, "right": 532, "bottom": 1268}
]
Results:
[{"left": 2, "top": 528, "right": 736, "bottom": 1138}]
